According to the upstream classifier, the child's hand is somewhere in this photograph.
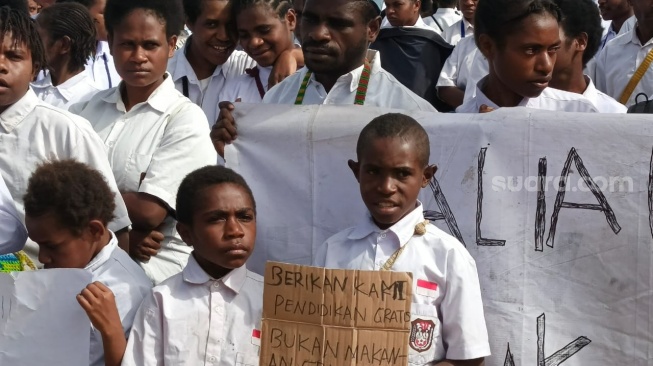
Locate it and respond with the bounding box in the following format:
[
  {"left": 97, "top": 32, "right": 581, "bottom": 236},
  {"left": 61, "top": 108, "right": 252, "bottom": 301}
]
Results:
[
  {"left": 479, "top": 104, "right": 496, "bottom": 113},
  {"left": 211, "top": 101, "right": 238, "bottom": 158},
  {"left": 269, "top": 49, "right": 299, "bottom": 87},
  {"left": 77, "top": 282, "right": 123, "bottom": 336},
  {"left": 129, "top": 229, "right": 164, "bottom": 262}
]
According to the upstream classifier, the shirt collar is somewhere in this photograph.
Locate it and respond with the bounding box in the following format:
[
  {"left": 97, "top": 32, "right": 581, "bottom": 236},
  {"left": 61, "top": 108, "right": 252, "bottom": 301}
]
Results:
[
  {"left": 95, "top": 41, "right": 110, "bottom": 59},
  {"left": 474, "top": 76, "right": 531, "bottom": 110},
  {"left": 347, "top": 201, "right": 425, "bottom": 248},
  {"left": 32, "top": 72, "right": 92, "bottom": 102},
  {"left": 435, "top": 8, "right": 460, "bottom": 16},
  {"left": 85, "top": 231, "right": 118, "bottom": 273},
  {"left": 170, "top": 39, "right": 225, "bottom": 83},
  {"left": 628, "top": 24, "right": 653, "bottom": 47},
  {"left": 183, "top": 253, "right": 248, "bottom": 294},
  {"left": 103, "top": 72, "right": 178, "bottom": 113},
  {"left": 463, "top": 17, "right": 474, "bottom": 31},
  {"left": 346, "top": 49, "right": 381, "bottom": 92},
  {"left": 582, "top": 75, "right": 599, "bottom": 105},
  {"left": 0, "top": 88, "right": 38, "bottom": 133}
]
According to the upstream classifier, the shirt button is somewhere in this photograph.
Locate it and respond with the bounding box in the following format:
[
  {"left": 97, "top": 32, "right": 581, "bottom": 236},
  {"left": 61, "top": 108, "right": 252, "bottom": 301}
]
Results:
[
  {"left": 380, "top": 234, "right": 386, "bottom": 239},
  {"left": 208, "top": 355, "right": 217, "bottom": 362},
  {"left": 214, "top": 306, "right": 220, "bottom": 313},
  {"left": 212, "top": 282, "right": 219, "bottom": 288}
]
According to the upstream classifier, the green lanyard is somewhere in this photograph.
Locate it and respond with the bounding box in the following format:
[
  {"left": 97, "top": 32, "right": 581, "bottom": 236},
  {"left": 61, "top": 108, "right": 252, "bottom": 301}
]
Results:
[{"left": 294, "top": 60, "right": 371, "bottom": 105}]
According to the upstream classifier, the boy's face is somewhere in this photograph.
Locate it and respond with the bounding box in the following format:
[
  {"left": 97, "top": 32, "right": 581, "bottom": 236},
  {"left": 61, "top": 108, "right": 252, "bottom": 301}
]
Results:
[
  {"left": 187, "top": 0, "right": 237, "bottom": 68},
  {"left": 0, "top": 33, "right": 36, "bottom": 115},
  {"left": 384, "top": 0, "right": 420, "bottom": 27},
  {"left": 25, "top": 213, "right": 103, "bottom": 269},
  {"left": 177, "top": 183, "right": 256, "bottom": 277},
  {"left": 349, "top": 136, "right": 436, "bottom": 230}
]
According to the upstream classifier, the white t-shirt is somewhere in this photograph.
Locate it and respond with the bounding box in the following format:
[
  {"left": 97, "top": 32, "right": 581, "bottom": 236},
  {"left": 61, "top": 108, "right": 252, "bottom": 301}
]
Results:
[
  {"left": 168, "top": 42, "right": 256, "bottom": 126},
  {"left": 31, "top": 71, "right": 101, "bottom": 110},
  {"left": 263, "top": 50, "right": 436, "bottom": 111},
  {"left": 0, "top": 174, "right": 26, "bottom": 255},
  {"left": 593, "top": 25, "right": 653, "bottom": 107},
  {"left": 424, "top": 8, "right": 462, "bottom": 34},
  {"left": 313, "top": 204, "right": 491, "bottom": 363},
  {"left": 457, "top": 76, "right": 600, "bottom": 112},
  {"left": 122, "top": 255, "right": 263, "bottom": 366},
  {"left": 442, "top": 18, "right": 474, "bottom": 46},
  {"left": 381, "top": 16, "right": 437, "bottom": 32},
  {"left": 85, "top": 41, "right": 121, "bottom": 90},
  {"left": 437, "top": 35, "right": 489, "bottom": 102},
  {"left": 219, "top": 65, "right": 272, "bottom": 103},
  {"left": 583, "top": 76, "right": 627, "bottom": 113},
  {"left": 0, "top": 89, "right": 131, "bottom": 233},
  {"left": 70, "top": 74, "right": 217, "bottom": 284},
  {"left": 87, "top": 232, "right": 152, "bottom": 366}
]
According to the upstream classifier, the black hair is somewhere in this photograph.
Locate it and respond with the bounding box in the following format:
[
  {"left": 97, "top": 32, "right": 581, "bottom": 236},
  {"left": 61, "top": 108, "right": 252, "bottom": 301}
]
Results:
[
  {"left": 356, "top": 113, "right": 430, "bottom": 167},
  {"left": 555, "top": 0, "right": 602, "bottom": 67},
  {"left": 24, "top": 160, "right": 116, "bottom": 235},
  {"left": 56, "top": 0, "right": 98, "bottom": 8},
  {"left": 184, "top": 0, "right": 221, "bottom": 24},
  {"left": 105, "top": 0, "right": 184, "bottom": 39},
  {"left": 0, "top": 0, "right": 29, "bottom": 15},
  {"left": 474, "top": 0, "right": 561, "bottom": 48},
  {"left": 37, "top": 3, "right": 96, "bottom": 72},
  {"left": 354, "top": 0, "right": 380, "bottom": 23},
  {"left": 0, "top": 5, "right": 46, "bottom": 72},
  {"left": 231, "top": 0, "right": 291, "bottom": 21},
  {"left": 176, "top": 165, "right": 256, "bottom": 224}
]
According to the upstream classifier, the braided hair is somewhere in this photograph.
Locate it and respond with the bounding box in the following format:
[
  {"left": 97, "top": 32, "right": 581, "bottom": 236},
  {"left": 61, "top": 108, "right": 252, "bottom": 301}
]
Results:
[
  {"left": 37, "top": 2, "right": 96, "bottom": 72},
  {"left": 231, "top": 0, "right": 292, "bottom": 21},
  {"left": 0, "top": 5, "right": 46, "bottom": 72}
]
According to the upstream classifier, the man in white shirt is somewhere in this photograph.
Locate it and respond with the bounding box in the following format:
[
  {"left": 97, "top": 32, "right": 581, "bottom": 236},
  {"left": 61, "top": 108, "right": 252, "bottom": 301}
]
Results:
[
  {"left": 424, "top": 0, "right": 462, "bottom": 34},
  {"left": 381, "top": 0, "right": 435, "bottom": 32},
  {"left": 593, "top": 0, "right": 653, "bottom": 107},
  {"left": 212, "top": 0, "right": 436, "bottom": 157},
  {"left": 0, "top": 174, "right": 27, "bottom": 255},
  {"left": 550, "top": 0, "right": 626, "bottom": 112},
  {"left": 598, "top": 0, "right": 635, "bottom": 49},
  {"left": 436, "top": 35, "right": 488, "bottom": 108},
  {"left": 441, "top": 0, "right": 476, "bottom": 45}
]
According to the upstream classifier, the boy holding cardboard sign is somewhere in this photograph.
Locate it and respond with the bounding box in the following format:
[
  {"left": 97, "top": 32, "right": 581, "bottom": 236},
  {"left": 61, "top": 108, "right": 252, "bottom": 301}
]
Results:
[{"left": 314, "top": 113, "right": 491, "bottom": 366}]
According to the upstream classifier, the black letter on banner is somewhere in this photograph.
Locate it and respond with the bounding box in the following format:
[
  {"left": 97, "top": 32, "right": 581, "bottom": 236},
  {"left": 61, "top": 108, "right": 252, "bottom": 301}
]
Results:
[
  {"left": 535, "top": 158, "right": 547, "bottom": 251},
  {"left": 423, "top": 178, "right": 465, "bottom": 246},
  {"left": 547, "top": 148, "right": 621, "bottom": 249},
  {"left": 649, "top": 147, "right": 653, "bottom": 239},
  {"left": 476, "top": 148, "right": 506, "bottom": 246}
]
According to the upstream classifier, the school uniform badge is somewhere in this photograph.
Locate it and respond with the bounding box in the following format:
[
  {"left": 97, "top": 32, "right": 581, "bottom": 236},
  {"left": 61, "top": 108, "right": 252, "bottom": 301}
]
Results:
[{"left": 409, "top": 319, "right": 435, "bottom": 352}]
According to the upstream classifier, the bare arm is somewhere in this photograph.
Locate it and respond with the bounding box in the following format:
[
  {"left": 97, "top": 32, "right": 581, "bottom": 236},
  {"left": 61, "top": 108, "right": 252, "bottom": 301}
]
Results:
[
  {"left": 121, "top": 192, "right": 168, "bottom": 261},
  {"left": 437, "top": 86, "right": 466, "bottom": 109}
]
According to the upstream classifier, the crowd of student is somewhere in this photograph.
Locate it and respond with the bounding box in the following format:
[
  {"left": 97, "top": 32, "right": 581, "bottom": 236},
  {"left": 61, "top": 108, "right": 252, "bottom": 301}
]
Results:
[{"left": 0, "top": 0, "right": 649, "bottom": 364}]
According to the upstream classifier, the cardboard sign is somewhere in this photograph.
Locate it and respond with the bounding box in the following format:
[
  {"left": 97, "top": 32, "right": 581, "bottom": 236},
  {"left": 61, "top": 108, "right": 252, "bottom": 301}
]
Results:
[{"left": 261, "top": 262, "right": 413, "bottom": 366}]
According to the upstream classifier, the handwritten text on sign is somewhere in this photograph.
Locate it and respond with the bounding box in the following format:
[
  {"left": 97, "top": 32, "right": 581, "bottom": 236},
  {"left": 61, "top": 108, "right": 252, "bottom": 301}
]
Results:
[{"left": 261, "top": 262, "right": 413, "bottom": 366}]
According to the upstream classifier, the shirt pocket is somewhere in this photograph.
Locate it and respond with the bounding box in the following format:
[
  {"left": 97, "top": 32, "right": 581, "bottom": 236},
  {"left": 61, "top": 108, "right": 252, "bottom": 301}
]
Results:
[
  {"left": 236, "top": 351, "right": 259, "bottom": 366},
  {"left": 408, "top": 303, "right": 441, "bottom": 365},
  {"left": 123, "top": 152, "right": 153, "bottom": 191}
]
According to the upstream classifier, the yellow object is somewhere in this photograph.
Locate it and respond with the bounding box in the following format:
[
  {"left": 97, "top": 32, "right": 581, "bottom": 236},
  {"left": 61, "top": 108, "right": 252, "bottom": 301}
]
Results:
[{"left": 619, "top": 48, "right": 653, "bottom": 105}]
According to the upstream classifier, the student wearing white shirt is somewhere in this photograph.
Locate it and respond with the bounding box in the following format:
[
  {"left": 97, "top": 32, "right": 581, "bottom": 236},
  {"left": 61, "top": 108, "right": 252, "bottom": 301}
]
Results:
[
  {"left": 593, "top": 0, "right": 653, "bottom": 107},
  {"left": 0, "top": 6, "right": 131, "bottom": 253},
  {"left": 218, "top": 0, "right": 297, "bottom": 103},
  {"left": 31, "top": 3, "right": 101, "bottom": 109},
  {"left": 550, "top": 0, "right": 626, "bottom": 112},
  {"left": 23, "top": 160, "right": 151, "bottom": 366},
  {"left": 424, "top": 0, "right": 462, "bottom": 34},
  {"left": 381, "top": 0, "right": 436, "bottom": 32},
  {"left": 122, "top": 166, "right": 264, "bottom": 366},
  {"left": 436, "top": 35, "right": 488, "bottom": 108},
  {"left": 71, "top": 0, "right": 217, "bottom": 285},
  {"left": 441, "top": 0, "right": 475, "bottom": 45},
  {"left": 457, "top": 0, "right": 598, "bottom": 113},
  {"left": 314, "top": 114, "right": 490, "bottom": 366},
  {"left": 0, "top": 174, "right": 27, "bottom": 255},
  {"left": 598, "top": 0, "right": 634, "bottom": 49}
]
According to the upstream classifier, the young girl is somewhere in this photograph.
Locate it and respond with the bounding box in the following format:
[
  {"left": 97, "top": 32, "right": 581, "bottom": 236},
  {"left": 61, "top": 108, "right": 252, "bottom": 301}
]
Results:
[
  {"left": 217, "top": 0, "right": 296, "bottom": 103},
  {"left": 31, "top": 2, "right": 101, "bottom": 109},
  {"left": 70, "top": 0, "right": 217, "bottom": 285},
  {"left": 456, "top": 0, "right": 599, "bottom": 113}
]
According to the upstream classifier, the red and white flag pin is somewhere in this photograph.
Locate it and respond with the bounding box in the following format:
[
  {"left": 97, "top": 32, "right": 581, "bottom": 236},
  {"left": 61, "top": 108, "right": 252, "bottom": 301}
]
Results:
[
  {"left": 251, "top": 329, "right": 261, "bottom": 346},
  {"left": 416, "top": 279, "right": 438, "bottom": 297}
]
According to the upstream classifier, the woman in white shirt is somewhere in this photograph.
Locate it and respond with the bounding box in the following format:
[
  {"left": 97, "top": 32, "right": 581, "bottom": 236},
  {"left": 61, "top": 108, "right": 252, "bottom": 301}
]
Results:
[
  {"left": 457, "top": 0, "right": 598, "bottom": 113},
  {"left": 31, "top": 3, "right": 100, "bottom": 109},
  {"left": 70, "top": 0, "right": 217, "bottom": 285}
]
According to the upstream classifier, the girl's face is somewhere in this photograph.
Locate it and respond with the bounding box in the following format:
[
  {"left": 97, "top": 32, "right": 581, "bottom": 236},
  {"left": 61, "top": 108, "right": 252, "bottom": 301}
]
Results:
[
  {"left": 0, "top": 33, "right": 35, "bottom": 114},
  {"left": 109, "top": 9, "right": 176, "bottom": 90},
  {"left": 187, "top": 0, "right": 237, "bottom": 68},
  {"left": 237, "top": 5, "right": 296, "bottom": 68},
  {"left": 482, "top": 13, "right": 561, "bottom": 101}
]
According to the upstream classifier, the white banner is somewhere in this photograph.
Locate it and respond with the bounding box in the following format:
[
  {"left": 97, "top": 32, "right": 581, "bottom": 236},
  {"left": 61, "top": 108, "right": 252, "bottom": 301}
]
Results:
[{"left": 226, "top": 104, "right": 653, "bottom": 365}]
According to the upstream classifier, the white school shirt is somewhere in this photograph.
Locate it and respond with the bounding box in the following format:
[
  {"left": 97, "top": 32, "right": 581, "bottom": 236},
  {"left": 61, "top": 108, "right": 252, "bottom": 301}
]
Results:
[
  {"left": 593, "top": 26, "right": 653, "bottom": 107},
  {"left": 85, "top": 41, "right": 121, "bottom": 90},
  {"left": 87, "top": 232, "right": 152, "bottom": 366},
  {"left": 219, "top": 65, "right": 272, "bottom": 103},
  {"left": 424, "top": 8, "right": 462, "bottom": 34},
  {"left": 263, "top": 50, "right": 437, "bottom": 111},
  {"left": 168, "top": 41, "right": 256, "bottom": 126},
  {"left": 437, "top": 35, "right": 489, "bottom": 102},
  {"left": 313, "top": 203, "right": 491, "bottom": 364},
  {"left": 0, "top": 174, "right": 26, "bottom": 255},
  {"left": 0, "top": 89, "right": 131, "bottom": 232},
  {"left": 31, "top": 71, "right": 101, "bottom": 110},
  {"left": 70, "top": 74, "right": 217, "bottom": 284},
  {"left": 600, "top": 15, "right": 636, "bottom": 50},
  {"left": 122, "top": 254, "right": 264, "bottom": 366},
  {"left": 442, "top": 18, "right": 473, "bottom": 46},
  {"left": 456, "top": 76, "right": 599, "bottom": 112},
  {"left": 583, "top": 75, "right": 627, "bottom": 113},
  {"left": 381, "top": 16, "right": 437, "bottom": 32}
]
